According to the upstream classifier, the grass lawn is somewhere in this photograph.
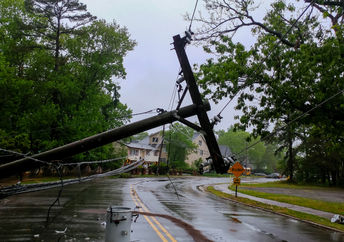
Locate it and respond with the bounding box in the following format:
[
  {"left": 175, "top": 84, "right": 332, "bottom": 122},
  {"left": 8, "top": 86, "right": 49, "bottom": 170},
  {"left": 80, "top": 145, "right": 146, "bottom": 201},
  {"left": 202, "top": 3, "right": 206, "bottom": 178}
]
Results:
[
  {"left": 21, "top": 176, "right": 77, "bottom": 184},
  {"left": 239, "top": 180, "right": 342, "bottom": 189},
  {"left": 202, "top": 173, "right": 232, "bottom": 177},
  {"left": 207, "top": 186, "right": 344, "bottom": 232},
  {"left": 229, "top": 183, "right": 344, "bottom": 216}
]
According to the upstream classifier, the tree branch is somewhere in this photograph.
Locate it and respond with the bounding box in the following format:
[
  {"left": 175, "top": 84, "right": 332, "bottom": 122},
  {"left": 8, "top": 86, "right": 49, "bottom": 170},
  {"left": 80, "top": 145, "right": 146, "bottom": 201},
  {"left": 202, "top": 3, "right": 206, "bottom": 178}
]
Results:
[
  {"left": 305, "top": 0, "right": 344, "bottom": 7},
  {"left": 193, "top": 0, "right": 295, "bottom": 47}
]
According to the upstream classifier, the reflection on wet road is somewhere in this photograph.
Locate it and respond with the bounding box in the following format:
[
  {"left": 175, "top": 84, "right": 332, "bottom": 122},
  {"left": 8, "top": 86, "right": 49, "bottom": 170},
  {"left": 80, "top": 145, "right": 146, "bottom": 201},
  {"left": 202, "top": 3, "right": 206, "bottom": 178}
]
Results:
[
  {"left": 0, "top": 176, "right": 343, "bottom": 241},
  {"left": 134, "top": 177, "right": 344, "bottom": 242}
]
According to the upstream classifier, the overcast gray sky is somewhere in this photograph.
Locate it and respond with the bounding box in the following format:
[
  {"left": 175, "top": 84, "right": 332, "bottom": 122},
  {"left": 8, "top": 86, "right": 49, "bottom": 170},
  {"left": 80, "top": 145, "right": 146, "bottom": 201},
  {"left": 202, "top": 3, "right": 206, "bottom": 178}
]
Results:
[{"left": 79, "top": 0, "right": 264, "bottom": 133}]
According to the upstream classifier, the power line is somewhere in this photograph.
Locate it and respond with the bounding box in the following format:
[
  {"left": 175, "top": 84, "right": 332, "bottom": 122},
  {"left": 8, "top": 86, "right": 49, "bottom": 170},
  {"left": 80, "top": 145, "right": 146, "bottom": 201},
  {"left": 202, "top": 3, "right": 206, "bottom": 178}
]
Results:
[
  {"left": 218, "top": 95, "right": 237, "bottom": 117},
  {"left": 0, "top": 152, "right": 144, "bottom": 198},
  {"left": 168, "top": 81, "right": 178, "bottom": 111},
  {"left": 0, "top": 147, "right": 127, "bottom": 168},
  {"left": 158, "top": 124, "right": 180, "bottom": 199},
  {"left": 189, "top": 0, "right": 199, "bottom": 31},
  {"left": 217, "top": 0, "right": 316, "bottom": 117},
  {"left": 234, "top": 88, "right": 344, "bottom": 157},
  {"left": 131, "top": 109, "right": 156, "bottom": 116},
  {"left": 59, "top": 156, "right": 127, "bottom": 166},
  {"left": 0, "top": 148, "right": 55, "bottom": 167},
  {"left": 0, "top": 108, "right": 161, "bottom": 138}
]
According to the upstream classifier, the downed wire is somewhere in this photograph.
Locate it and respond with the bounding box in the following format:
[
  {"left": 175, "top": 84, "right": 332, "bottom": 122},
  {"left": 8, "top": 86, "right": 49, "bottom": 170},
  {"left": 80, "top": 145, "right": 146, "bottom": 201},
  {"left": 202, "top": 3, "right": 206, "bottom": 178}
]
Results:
[
  {"left": 0, "top": 159, "right": 144, "bottom": 198},
  {"left": 60, "top": 156, "right": 127, "bottom": 166},
  {"left": 46, "top": 164, "right": 64, "bottom": 227}
]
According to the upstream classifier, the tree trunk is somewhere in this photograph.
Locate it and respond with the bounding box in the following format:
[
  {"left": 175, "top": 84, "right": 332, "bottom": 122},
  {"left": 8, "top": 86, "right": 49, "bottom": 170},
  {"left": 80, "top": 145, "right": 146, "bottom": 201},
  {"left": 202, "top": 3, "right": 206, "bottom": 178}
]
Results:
[
  {"left": 286, "top": 117, "right": 294, "bottom": 182},
  {"left": 54, "top": 15, "right": 61, "bottom": 71},
  {"left": 331, "top": 170, "right": 337, "bottom": 186},
  {"left": 321, "top": 169, "right": 326, "bottom": 184}
]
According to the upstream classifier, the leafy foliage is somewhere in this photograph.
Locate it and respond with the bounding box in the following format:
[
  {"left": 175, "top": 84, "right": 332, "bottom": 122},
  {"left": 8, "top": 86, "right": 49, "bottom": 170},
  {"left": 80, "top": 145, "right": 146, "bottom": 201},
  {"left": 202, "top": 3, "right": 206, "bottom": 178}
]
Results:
[
  {"left": 165, "top": 123, "right": 196, "bottom": 168},
  {"left": 194, "top": 0, "right": 344, "bottom": 185},
  {"left": 217, "top": 127, "right": 280, "bottom": 173},
  {"left": 0, "top": 0, "right": 136, "bottom": 168}
]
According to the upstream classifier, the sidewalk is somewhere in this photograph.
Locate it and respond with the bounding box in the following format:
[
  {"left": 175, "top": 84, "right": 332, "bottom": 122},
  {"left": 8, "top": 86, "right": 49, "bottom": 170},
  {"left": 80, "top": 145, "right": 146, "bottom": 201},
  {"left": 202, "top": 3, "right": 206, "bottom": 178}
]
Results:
[{"left": 213, "top": 183, "right": 334, "bottom": 220}]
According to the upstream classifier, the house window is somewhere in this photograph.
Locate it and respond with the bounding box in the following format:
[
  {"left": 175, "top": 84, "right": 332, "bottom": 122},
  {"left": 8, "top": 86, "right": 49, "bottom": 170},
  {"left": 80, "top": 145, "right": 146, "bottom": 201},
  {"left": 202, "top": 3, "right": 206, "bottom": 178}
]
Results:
[
  {"left": 146, "top": 150, "right": 151, "bottom": 156},
  {"left": 130, "top": 149, "right": 138, "bottom": 156},
  {"left": 152, "top": 137, "right": 159, "bottom": 143},
  {"left": 198, "top": 140, "right": 202, "bottom": 146},
  {"left": 199, "top": 149, "right": 203, "bottom": 156},
  {"left": 154, "top": 150, "right": 159, "bottom": 156}
]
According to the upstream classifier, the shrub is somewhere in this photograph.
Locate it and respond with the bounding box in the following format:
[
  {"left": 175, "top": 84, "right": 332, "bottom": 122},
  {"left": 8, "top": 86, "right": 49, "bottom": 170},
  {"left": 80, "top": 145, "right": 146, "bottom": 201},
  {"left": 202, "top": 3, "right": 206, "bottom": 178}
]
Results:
[{"left": 119, "top": 173, "right": 132, "bottom": 178}]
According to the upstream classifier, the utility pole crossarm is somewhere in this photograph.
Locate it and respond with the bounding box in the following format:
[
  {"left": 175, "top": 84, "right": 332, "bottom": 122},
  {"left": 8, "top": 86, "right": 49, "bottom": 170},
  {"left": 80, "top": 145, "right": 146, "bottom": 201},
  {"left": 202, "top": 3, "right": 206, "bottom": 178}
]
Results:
[{"left": 173, "top": 34, "right": 226, "bottom": 174}]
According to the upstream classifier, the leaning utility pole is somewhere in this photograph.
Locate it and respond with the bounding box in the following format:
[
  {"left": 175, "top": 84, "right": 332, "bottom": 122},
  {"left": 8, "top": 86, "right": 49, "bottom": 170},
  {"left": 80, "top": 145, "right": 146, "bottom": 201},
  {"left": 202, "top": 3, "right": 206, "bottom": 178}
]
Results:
[
  {"left": 173, "top": 34, "right": 226, "bottom": 174},
  {"left": 0, "top": 103, "right": 208, "bottom": 178},
  {"left": 0, "top": 33, "right": 228, "bottom": 178}
]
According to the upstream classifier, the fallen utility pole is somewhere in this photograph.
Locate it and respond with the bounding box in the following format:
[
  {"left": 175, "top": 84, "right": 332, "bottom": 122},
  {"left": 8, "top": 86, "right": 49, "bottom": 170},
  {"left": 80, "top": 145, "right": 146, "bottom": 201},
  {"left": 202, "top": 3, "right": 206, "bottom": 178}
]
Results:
[
  {"left": 0, "top": 103, "right": 209, "bottom": 178},
  {"left": 1, "top": 34, "right": 227, "bottom": 177},
  {"left": 173, "top": 34, "right": 226, "bottom": 174}
]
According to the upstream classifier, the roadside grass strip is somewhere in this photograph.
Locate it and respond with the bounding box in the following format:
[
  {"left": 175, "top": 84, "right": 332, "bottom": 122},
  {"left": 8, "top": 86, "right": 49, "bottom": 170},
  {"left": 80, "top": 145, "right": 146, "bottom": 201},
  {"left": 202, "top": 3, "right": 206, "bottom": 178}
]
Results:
[
  {"left": 207, "top": 186, "right": 344, "bottom": 232},
  {"left": 229, "top": 185, "right": 344, "bottom": 216},
  {"left": 240, "top": 180, "right": 344, "bottom": 190},
  {"left": 21, "top": 177, "right": 71, "bottom": 184}
]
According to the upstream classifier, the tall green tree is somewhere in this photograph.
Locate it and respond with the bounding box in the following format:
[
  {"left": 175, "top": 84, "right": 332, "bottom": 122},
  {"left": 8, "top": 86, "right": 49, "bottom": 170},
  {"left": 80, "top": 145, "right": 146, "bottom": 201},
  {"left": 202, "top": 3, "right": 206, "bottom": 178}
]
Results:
[
  {"left": 193, "top": 0, "right": 344, "bottom": 184},
  {"left": 24, "top": 0, "right": 96, "bottom": 71},
  {"left": 165, "top": 123, "right": 196, "bottom": 168},
  {"left": 0, "top": 0, "right": 136, "bottom": 166},
  {"left": 217, "top": 127, "right": 279, "bottom": 172}
]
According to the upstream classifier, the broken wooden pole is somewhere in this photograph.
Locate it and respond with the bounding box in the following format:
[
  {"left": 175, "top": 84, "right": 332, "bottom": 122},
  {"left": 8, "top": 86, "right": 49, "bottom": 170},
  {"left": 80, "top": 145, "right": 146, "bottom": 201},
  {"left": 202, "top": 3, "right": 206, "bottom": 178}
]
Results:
[
  {"left": 0, "top": 103, "right": 209, "bottom": 178},
  {"left": 173, "top": 34, "right": 226, "bottom": 174}
]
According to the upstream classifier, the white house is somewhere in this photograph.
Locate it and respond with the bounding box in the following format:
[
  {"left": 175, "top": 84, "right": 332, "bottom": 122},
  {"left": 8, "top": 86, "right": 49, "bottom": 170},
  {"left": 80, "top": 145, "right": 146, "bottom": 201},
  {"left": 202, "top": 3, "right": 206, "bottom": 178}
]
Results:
[
  {"left": 185, "top": 133, "right": 210, "bottom": 166},
  {"left": 125, "top": 132, "right": 167, "bottom": 163},
  {"left": 126, "top": 130, "right": 231, "bottom": 167}
]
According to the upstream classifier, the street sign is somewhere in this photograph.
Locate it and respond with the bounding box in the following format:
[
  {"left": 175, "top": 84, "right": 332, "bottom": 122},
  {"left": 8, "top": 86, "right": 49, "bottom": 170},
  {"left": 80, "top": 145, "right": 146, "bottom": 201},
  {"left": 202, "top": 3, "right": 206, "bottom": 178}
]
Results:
[
  {"left": 228, "top": 162, "right": 245, "bottom": 177},
  {"left": 233, "top": 177, "right": 241, "bottom": 185}
]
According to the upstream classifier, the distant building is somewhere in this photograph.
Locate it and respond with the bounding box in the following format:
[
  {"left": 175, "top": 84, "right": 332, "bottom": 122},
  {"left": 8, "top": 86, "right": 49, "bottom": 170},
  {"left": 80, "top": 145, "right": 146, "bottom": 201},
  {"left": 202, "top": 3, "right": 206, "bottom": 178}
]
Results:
[
  {"left": 185, "top": 133, "right": 210, "bottom": 166},
  {"left": 219, "top": 145, "right": 231, "bottom": 157},
  {"left": 185, "top": 134, "right": 233, "bottom": 166},
  {"left": 125, "top": 130, "right": 232, "bottom": 167},
  {"left": 125, "top": 131, "right": 167, "bottom": 163}
]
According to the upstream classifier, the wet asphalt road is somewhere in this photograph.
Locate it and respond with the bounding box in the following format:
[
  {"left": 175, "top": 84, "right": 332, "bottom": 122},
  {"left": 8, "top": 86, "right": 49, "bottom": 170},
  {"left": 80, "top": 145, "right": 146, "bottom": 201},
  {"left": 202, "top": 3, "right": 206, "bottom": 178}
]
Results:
[{"left": 0, "top": 176, "right": 343, "bottom": 241}]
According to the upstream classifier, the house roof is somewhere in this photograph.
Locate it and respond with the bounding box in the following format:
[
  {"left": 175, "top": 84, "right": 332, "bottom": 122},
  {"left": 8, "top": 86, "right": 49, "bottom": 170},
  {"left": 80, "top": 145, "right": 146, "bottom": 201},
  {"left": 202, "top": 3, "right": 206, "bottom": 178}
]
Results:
[
  {"left": 219, "top": 145, "right": 232, "bottom": 157},
  {"left": 141, "top": 136, "right": 150, "bottom": 145},
  {"left": 192, "top": 133, "right": 200, "bottom": 140},
  {"left": 126, "top": 132, "right": 163, "bottom": 151},
  {"left": 149, "top": 131, "right": 161, "bottom": 137},
  {"left": 125, "top": 142, "right": 157, "bottom": 150}
]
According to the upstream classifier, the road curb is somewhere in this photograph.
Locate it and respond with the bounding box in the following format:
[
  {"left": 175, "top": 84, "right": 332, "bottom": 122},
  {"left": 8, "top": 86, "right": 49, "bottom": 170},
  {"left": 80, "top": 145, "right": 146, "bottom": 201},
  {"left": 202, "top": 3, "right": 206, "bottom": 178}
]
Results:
[{"left": 204, "top": 185, "right": 344, "bottom": 234}]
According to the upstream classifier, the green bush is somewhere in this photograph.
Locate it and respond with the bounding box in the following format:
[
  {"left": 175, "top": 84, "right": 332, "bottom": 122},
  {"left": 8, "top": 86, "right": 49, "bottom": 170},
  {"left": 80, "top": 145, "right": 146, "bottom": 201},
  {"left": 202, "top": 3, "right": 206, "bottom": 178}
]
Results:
[
  {"left": 119, "top": 173, "right": 132, "bottom": 178},
  {"left": 150, "top": 163, "right": 169, "bottom": 175},
  {"left": 170, "top": 160, "right": 190, "bottom": 169}
]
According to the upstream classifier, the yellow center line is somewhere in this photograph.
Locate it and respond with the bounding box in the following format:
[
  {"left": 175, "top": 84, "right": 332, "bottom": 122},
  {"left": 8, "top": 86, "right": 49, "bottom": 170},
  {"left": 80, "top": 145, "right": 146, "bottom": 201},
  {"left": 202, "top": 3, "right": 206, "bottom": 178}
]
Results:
[
  {"left": 130, "top": 186, "right": 168, "bottom": 242},
  {"left": 134, "top": 193, "right": 177, "bottom": 242},
  {"left": 130, "top": 184, "right": 177, "bottom": 242}
]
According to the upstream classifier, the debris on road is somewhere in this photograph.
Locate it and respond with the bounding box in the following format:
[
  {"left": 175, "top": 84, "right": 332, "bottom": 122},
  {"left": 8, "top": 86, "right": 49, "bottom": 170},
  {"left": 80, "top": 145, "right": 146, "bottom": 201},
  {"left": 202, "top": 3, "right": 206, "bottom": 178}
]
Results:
[
  {"left": 55, "top": 227, "right": 67, "bottom": 234},
  {"left": 331, "top": 215, "right": 344, "bottom": 224}
]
